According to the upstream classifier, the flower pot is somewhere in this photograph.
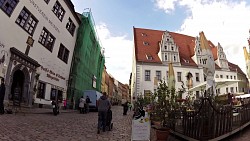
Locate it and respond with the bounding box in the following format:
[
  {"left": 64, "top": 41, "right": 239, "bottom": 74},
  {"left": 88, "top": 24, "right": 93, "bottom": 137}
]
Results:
[{"left": 155, "top": 128, "right": 170, "bottom": 141}]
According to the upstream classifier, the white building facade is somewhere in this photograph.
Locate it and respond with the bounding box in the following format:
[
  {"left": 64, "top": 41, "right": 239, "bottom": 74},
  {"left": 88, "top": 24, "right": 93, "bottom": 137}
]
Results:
[
  {"left": 0, "top": 0, "right": 80, "bottom": 106},
  {"left": 131, "top": 28, "right": 248, "bottom": 101}
]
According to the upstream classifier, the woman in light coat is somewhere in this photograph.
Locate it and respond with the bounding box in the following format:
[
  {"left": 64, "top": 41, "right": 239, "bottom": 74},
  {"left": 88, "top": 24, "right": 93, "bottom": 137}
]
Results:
[{"left": 79, "top": 96, "right": 85, "bottom": 114}]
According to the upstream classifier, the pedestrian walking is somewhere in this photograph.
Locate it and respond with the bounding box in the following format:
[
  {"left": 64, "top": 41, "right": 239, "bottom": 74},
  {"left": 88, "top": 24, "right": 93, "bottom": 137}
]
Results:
[
  {"left": 86, "top": 96, "right": 91, "bottom": 113},
  {"left": 63, "top": 99, "right": 67, "bottom": 110},
  {"left": 97, "top": 92, "right": 111, "bottom": 134},
  {"left": 79, "top": 96, "right": 85, "bottom": 114},
  {"left": 0, "top": 78, "right": 6, "bottom": 114},
  {"left": 128, "top": 102, "right": 132, "bottom": 111},
  {"left": 122, "top": 101, "right": 129, "bottom": 115}
]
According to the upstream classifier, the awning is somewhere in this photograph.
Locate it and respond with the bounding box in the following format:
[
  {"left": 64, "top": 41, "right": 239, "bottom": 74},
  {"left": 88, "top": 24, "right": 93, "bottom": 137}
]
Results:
[{"left": 188, "top": 79, "right": 240, "bottom": 92}]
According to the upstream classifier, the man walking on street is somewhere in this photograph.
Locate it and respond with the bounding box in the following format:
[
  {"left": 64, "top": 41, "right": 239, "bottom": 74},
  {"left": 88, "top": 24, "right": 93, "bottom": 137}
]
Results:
[
  {"left": 86, "top": 96, "right": 91, "bottom": 113},
  {"left": 97, "top": 92, "right": 111, "bottom": 134},
  {"left": 0, "top": 78, "right": 6, "bottom": 114}
]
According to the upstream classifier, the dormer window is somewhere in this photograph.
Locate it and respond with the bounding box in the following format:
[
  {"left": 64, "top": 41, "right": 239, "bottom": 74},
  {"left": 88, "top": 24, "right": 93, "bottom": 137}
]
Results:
[
  {"left": 143, "top": 42, "right": 149, "bottom": 46},
  {"left": 141, "top": 33, "right": 147, "bottom": 36},
  {"left": 146, "top": 54, "right": 153, "bottom": 60},
  {"left": 183, "top": 59, "right": 189, "bottom": 63}
]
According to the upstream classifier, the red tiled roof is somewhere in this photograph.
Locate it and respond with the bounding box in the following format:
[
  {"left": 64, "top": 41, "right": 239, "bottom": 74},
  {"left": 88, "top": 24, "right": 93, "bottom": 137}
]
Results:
[
  {"left": 228, "top": 62, "right": 245, "bottom": 75},
  {"left": 133, "top": 27, "right": 245, "bottom": 74}
]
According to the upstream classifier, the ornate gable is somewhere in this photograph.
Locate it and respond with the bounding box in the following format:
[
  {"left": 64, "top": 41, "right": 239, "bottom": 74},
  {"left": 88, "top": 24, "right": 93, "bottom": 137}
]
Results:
[{"left": 158, "top": 31, "right": 181, "bottom": 66}]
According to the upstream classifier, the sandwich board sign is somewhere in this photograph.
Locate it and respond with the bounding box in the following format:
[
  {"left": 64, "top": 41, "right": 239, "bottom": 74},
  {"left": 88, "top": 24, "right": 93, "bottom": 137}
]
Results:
[{"left": 131, "top": 111, "right": 150, "bottom": 141}]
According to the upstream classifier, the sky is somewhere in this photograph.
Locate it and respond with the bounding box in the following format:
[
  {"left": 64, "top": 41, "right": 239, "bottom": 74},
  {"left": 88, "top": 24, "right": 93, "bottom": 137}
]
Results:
[{"left": 71, "top": 0, "right": 250, "bottom": 84}]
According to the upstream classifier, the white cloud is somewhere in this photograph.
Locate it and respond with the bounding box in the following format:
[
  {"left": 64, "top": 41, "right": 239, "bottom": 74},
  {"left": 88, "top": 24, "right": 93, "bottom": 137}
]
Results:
[
  {"left": 155, "top": 0, "right": 250, "bottom": 77},
  {"left": 95, "top": 23, "right": 133, "bottom": 84}
]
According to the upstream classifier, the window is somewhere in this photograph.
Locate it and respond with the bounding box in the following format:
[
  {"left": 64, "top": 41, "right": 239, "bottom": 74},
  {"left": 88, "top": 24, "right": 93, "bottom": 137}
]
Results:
[
  {"left": 44, "top": 0, "right": 50, "bottom": 4},
  {"left": 38, "top": 27, "right": 55, "bottom": 52},
  {"left": 50, "top": 88, "right": 56, "bottom": 100},
  {"left": 164, "top": 46, "right": 167, "bottom": 50},
  {"left": 173, "top": 55, "right": 176, "bottom": 61},
  {"left": 230, "top": 76, "right": 233, "bottom": 79},
  {"left": 143, "top": 42, "right": 149, "bottom": 46},
  {"left": 57, "top": 90, "right": 63, "bottom": 102},
  {"left": 196, "top": 91, "right": 199, "bottom": 99},
  {"left": 164, "top": 54, "right": 168, "bottom": 61},
  {"left": 177, "top": 72, "right": 182, "bottom": 82},
  {"left": 58, "top": 44, "right": 69, "bottom": 64},
  {"left": 0, "top": 0, "right": 19, "bottom": 16},
  {"left": 146, "top": 54, "right": 153, "bottom": 60},
  {"left": 234, "top": 76, "right": 236, "bottom": 80},
  {"left": 230, "top": 87, "right": 234, "bottom": 93},
  {"left": 204, "top": 74, "right": 206, "bottom": 81},
  {"left": 36, "top": 81, "right": 46, "bottom": 99},
  {"left": 141, "top": 33, "right": 147, "bottom": 36},
  {"left": 226, "top": 87, "right": 228, "bottom": 93},
  {"left": 66, "top": 18, "right": 76, "bottom": 36},
  {"left": 226, "top": 75, "right": 229, "bottom": 79},
  {"left": 156, "top": 71, "right": 161, "bottom": 81},
  {"left": 16, "top": 7, "right": 38, "bottom": 35},
  {"left": 144, "top": 90, "right": 151, "bottom": 98},
  {"left": 171, "top": 46, "right": 174, "bottom": 51},
  {"left": 166, "top": 71, "right": 168, "bottom": 80},
  {"left": 195, "top": 73, "right": 199, "bottom": 82},
  {"left": 145, "top": 70, "right": 150, "bottom": 81},
  {"left": 220, "top": 75, "right": 223, "bottom": 78},
  {"left": 52, "top": 1, "right": 65, "bottom": 21}
]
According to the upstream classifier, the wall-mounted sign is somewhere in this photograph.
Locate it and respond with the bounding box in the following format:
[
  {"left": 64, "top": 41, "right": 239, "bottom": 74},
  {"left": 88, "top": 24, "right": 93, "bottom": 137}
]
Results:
[{"left": 41, "top": 66, "right": 65, "bottom": 82}]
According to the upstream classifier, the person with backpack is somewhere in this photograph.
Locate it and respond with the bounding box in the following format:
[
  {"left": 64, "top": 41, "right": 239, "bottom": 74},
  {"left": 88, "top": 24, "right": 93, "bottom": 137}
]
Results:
[{"left": 86, "top": 96, "right": 91, "bottom": 113}]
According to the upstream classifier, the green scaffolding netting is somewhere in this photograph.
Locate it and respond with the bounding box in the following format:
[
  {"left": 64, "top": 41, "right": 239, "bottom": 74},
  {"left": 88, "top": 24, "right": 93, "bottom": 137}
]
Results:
[{"left": 67, "top": 12, "right": 105, "bottom": 108}]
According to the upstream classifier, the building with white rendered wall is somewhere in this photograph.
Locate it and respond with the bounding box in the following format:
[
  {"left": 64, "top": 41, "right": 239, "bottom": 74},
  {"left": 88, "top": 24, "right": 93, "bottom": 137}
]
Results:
[
  {"left": 0, "top": 0, "right": 80, "bottom": 107},
  {"left": 131, "top": 27, "right": 248, "bottom": 101}
]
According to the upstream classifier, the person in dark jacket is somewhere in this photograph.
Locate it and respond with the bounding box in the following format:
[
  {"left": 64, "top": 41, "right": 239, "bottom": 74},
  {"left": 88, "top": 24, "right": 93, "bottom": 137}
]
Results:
[
  {"left": 0, "top": 78, "right": 6, "bottom": 114},
  {"left": 85, "top": 96, "right": 91, "bottom": 113},
  {"left": 123, "top": 101, "right": 129, "bottom": 115},
  {"left": 97, "top": 92, "right": 111, "bottom": 134}
]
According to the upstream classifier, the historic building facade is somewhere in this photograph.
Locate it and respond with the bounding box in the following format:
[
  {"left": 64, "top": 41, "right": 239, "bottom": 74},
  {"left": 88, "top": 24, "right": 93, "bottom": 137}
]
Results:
[
  {"left": 0, "top": 0, "right": 80, "bottom": 106},
  {"left": 131, "top": 27, "right": 249, "bottom": 101}
]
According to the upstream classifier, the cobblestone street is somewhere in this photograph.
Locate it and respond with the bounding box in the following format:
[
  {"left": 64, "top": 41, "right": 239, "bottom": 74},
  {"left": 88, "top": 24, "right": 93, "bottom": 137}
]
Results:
[
  {"left": 1, "top": 105, "right": 250, "bottom": 141},
  {"left": 0, "top": 106, "right": 132, "bottom": 141}
]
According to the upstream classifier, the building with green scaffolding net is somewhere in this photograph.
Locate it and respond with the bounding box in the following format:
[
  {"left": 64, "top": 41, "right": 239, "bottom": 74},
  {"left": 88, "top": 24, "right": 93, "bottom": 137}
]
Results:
[{"left": 67, "top": 12, "right": 105, "bottom": 109}]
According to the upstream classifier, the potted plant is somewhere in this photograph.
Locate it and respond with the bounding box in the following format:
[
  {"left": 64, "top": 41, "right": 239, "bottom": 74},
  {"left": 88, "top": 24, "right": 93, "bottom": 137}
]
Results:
[{"left": 151, "top": 80, "right": 178, "bottom": 140}]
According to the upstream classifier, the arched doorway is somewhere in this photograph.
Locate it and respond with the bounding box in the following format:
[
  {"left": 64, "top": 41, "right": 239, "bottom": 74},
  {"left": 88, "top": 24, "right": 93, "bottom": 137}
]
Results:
[
  {"left": 11, "top": 70, "right": 24, "bottom": 103},
  {"left": 9, "top": 65, "right": 30, "bottom": 106}
]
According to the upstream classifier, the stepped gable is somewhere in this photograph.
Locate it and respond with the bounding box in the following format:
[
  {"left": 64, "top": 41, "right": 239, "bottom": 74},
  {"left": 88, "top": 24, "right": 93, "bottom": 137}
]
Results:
[{"left": 133, "top": 27, "right": 238, "bottom": 72}]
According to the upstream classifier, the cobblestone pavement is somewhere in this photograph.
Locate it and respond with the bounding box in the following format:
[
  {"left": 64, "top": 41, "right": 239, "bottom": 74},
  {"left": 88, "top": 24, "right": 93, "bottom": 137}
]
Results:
[
  {"left": 1, "top": 105, "right": 248, "bottom": 141},
  {"left": 0, "top": 106, "right": 132, "bottom": 141}
]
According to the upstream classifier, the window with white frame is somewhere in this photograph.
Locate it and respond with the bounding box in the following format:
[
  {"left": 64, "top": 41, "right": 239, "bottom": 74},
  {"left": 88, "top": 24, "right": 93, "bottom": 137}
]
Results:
[
  {"left": 156, "top": 71, "right": 161, "bottom": 81},
  {"left": 177, "top": 72, "right": 182, "bottom": 82},
  {"left": 166, "top": 71, "right": 169, "bottom": 80},
  {"left": 164, "top": 54, "right": 167, "bottom": 61},
  {"left": 195, "top": 73, "right": 199, "bottom": 82},
  {"left": 145, "top": 70, "right": 150, "bottom": 81}
]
